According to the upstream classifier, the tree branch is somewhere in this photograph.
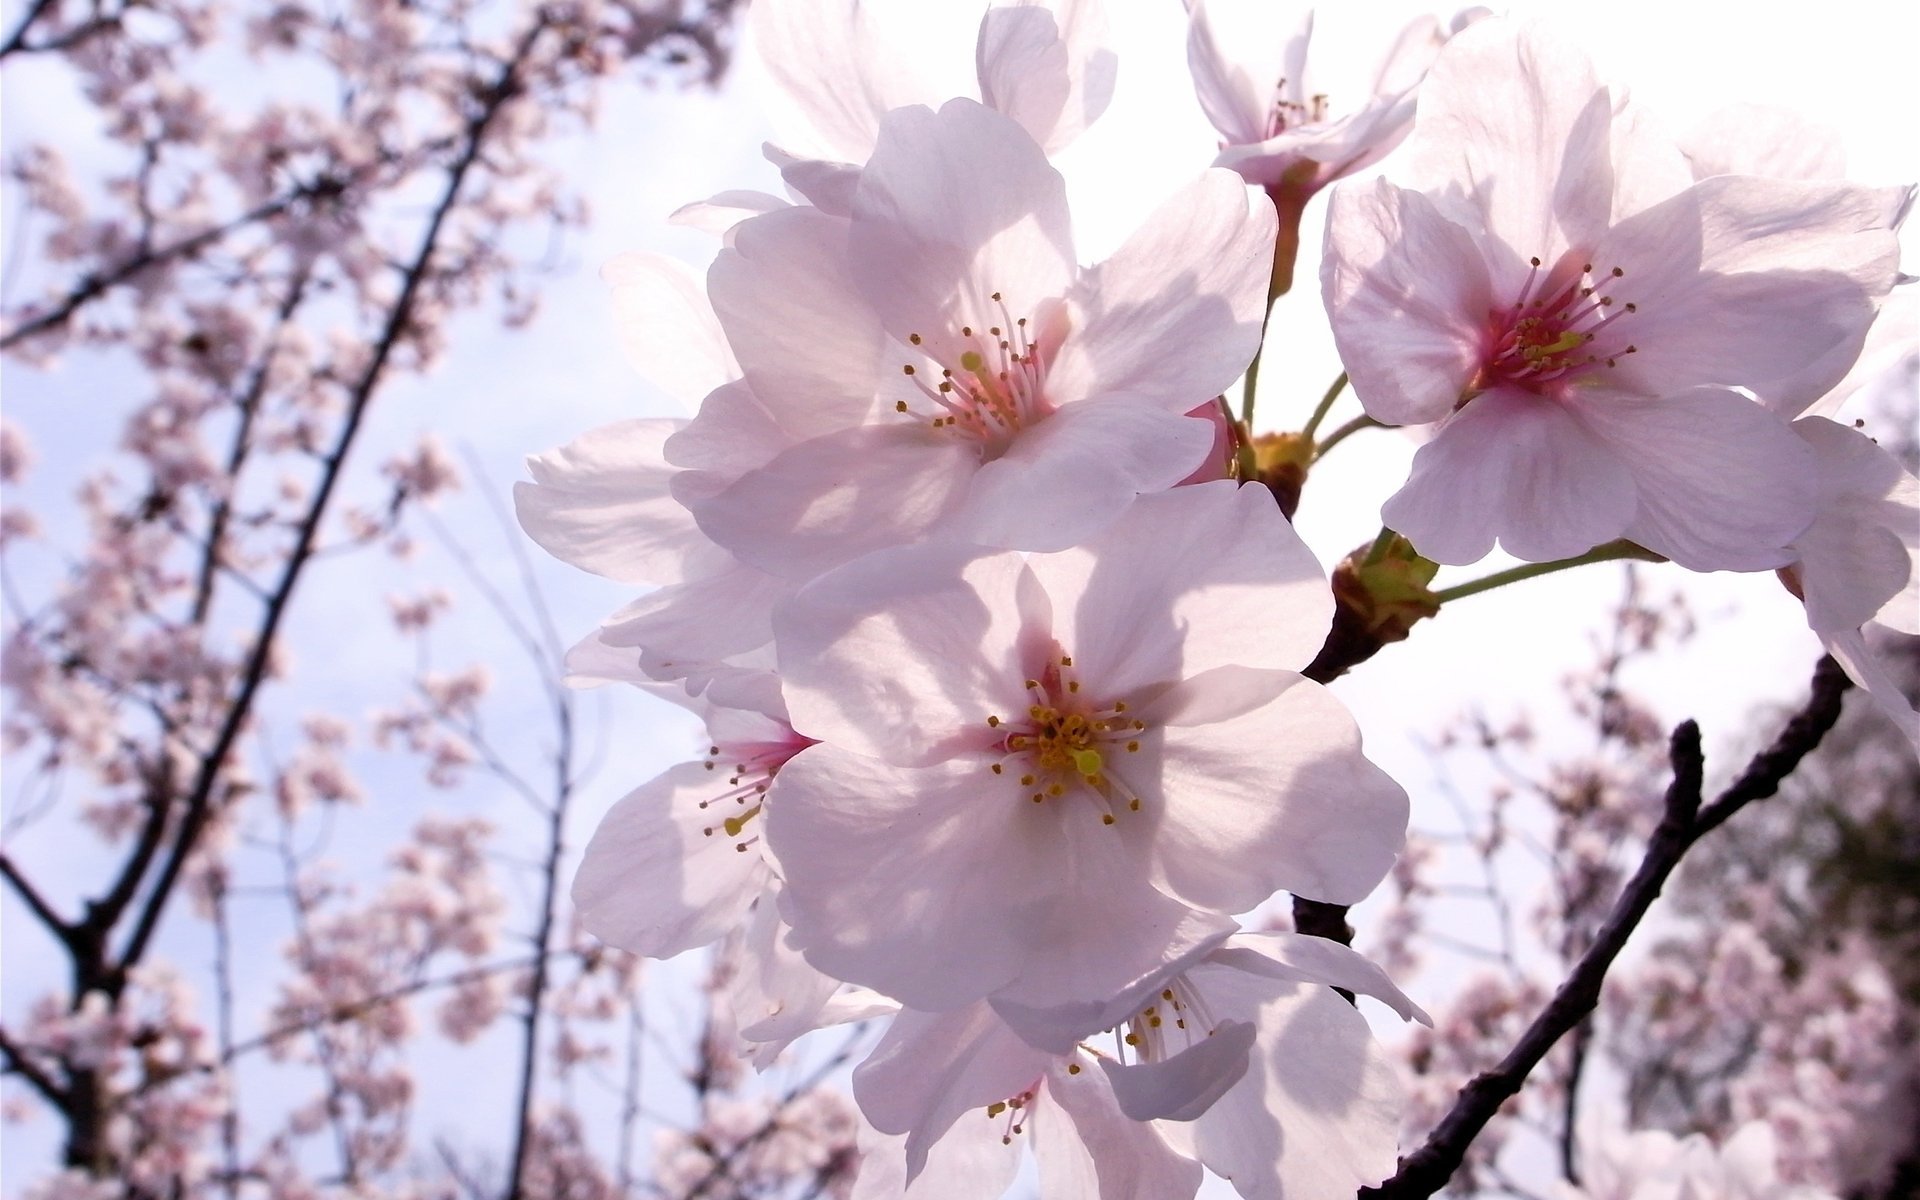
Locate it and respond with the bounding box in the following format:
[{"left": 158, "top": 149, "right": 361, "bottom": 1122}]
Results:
[
  {"left": 1363, "top": 656, "right": 1852, "bottom": 1198},
  {"left": 0, "top": 1024, "right": 69, "bottom": 1110},
  {"left": 0, "top": 852, "right": 79, "bottom": 950}
]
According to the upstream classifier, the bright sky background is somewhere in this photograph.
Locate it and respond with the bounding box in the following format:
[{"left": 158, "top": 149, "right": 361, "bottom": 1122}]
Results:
[{"left": 2, "top": 0, "right": 1917, "bottom": 1193}]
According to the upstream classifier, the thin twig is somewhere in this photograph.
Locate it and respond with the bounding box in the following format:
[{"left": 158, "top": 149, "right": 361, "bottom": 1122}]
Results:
[
  {"left": 0, "top": 1024, "right": 69, "bottom": 1109},
  {"left": 1362, "top": 657, "right": 1851, "bottom": 1198},
  {"left": 0, "top": 853, "right": 77, "bottom": 947}
]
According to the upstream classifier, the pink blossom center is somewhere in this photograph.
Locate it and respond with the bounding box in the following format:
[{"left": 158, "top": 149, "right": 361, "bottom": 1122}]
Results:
[
  {"left": 1478, "top": 255, "right": 1640, "bottom": 396},
  {"left": 982, "top": 651, "right": 1148, "bottom": 824},
  {"left": 697, "top": 728, "right": 815, "bottom": 854},
  {"left": 896, "top": 290, "right": 1052, "bottom": 459}
]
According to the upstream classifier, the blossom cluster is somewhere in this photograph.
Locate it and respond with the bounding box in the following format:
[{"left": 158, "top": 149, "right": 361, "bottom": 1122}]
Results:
[{"left": 519, "top": 2, "right": 1917, "bottom": 1196}]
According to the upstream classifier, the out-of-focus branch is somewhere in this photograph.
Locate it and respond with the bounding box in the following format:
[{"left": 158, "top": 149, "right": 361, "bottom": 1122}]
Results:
[
  {"left": 0, "top": 851, "right": 77, "bottom": 948},
  {"left": 0, "top": 0, "right": 58, "bottom": 59},
  {"left": 0, "top": 174, "right": 358, "bottom": 351},
  {"left": 189, "top": 268, "right": 315, "bottom": 626},
  {"left": 223, "top": 954, "right": 559, "bottom": 1063},
  {"left": 1363, "top": 656, "right": 1852, "bottom": 1198},
  {"left": 0, "top": 1024, "right": 68, "bottom": 1109},
  {"left": 683, "top": 1025, "right": 873, "bottom": 1200}
]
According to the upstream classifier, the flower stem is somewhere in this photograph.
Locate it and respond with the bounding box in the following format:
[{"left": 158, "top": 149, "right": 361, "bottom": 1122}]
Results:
[
  {"left": 1300, "top": 371, "right": 1349, "bottom": 441},
  {"left": 1362, "top": 526, "right": 1400, "bottom": 566},
  {"left": 1311, "top": 412, "right": 1380, "bottom": 461},
  {"left": 1432, "top": 540, "right": 1657, "bottom": 605},
  {"left": 1241, "top": 348, "right": 1263, "bottom": 426}
]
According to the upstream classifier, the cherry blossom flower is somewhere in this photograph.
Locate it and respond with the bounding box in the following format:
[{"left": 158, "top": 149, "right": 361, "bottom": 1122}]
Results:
[
  {"left": 572, "top": 671, "right": 811, "bottom": 959},
  {"left": 765, "top": 482, "right": 1409, "bottom": 1015},
  {"left": 1186, "top": 1, "right": 1471, "bottom": 195},
  {"left": 852, "top": 931, "right": 1425, "bottom": 1200},
  {"left": 1321, "top": 18, "right": 1904, "bottom": 570},
  {"left": 751, "top": 0, "right": 1115, "bottom": 209},
  {"left": 674, "top": 98, "right": 1275, "bottom": 580}
]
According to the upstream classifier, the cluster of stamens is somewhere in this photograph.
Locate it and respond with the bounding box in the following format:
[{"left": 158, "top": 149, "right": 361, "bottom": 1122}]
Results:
[
  {"left": 983, "top": 1085, "right": 1039, "bottom": 1145},
  {"left": 1482, "top": 256, "right": 1640, "bottom": 393},
  {"left": 897, "top": 290, "right": 1048, "bottom": 454},
  {"left": 983, "top": 653, "right": 1147, "bottom": 825},
  {"left": 697, "top": 740, "right": 801, "bottom": 853},
  {"left": 1114, "top": 981, "right": 1216, "bottom": 1065},
  {"left": 1266, "top": 78, "right": 1331, "bottom": 137}
]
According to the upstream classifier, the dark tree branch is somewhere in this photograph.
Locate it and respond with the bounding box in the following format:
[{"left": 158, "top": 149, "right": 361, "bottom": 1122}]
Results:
[
  {"left": 1362, "top": 657, "right": 1852, "bottom": 1198},
  {"left": 0, "top": 0, "right": 58, "bottom": 59},
  {"left": 0, "top": 852, "right": 78, "bottom": 949},
  {"left": 0, "top": 179, "right": 347, "bottom": 351},
  {"left": 0, "top": 1024, "right": 69, "bottom": 1110}
]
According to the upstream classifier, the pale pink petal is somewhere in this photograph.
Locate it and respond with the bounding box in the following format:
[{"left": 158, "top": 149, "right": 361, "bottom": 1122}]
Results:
[
  {"left": 662, "top": 380, "right": 791, "bottom": 474},
  {"left": 850, "top": 100, "right": 1076, "bottom": 344},
  {"left": 669, "top": 189, "right": 789, "bottom": 237},
  {"left": 515, "top": 419, "right": 726, "bottom": 585},
  {"left": 748, "top": 0, "right": 934, "bottom": 163},
  {"left": 764, "top": 141, "right": 859, "bottom": 216},
  {"left": 1323, "top": 177, "right": 1495, "bottom": 426},
  {"left": 562, "top": 627, "right": 642, "bottom": 689},
  {"left": 1214, "top": 100, "right": 1413, "bottom": 188},
  {"left": 1036, "top": 1061, "right": 1204, "bottom": 1200},
  {"left": 768, "top": 748, "right": 1059, "bottom": 1010},
  {"left": 572, "top": 762, "right": 771, "bottom": 959},
  {"left": 1569, "top": 386, "right": 1816, "bottom": 572},
  {"left": 853, "top": 1002, "right": 1051, "bottom": 1175},
  {"left": 1147, "top": 671, "right": 1408, "bottom": 909},
  {"left": 1098, "top": 1019, "right": 1256, "bottom": 1121},
  {"left": 849, "top": 1112, "right": 1021, "bottom": 1200},
  {"left": 1382, "top": 389, "right": 1638, "bottom": 565},
  {"left": 727, "top": 893, "right": 875, "bottom": 1068},
  {"left": 1029, "top": 482, "right": 1333, "bottom": 698},
  {"left": 1185, "top": 972, "right": 1405, "bottom": 1199},
  {"left": 1596, "top": 176, "right": 1900, "bottom": 414},
  {"left": 954, "top": 401, "right": 1215, "bottom": 552},
  {"left": 774, "top": 547, "right": 1039, "bottom": 765},
  {"left": 1402, "top": 19, "right": 1618, "bottom": 261},
  {"left": 1790, "top": 417, "right": 1917, "bottom": 635},
  {"left": 989, "top": 816, "right": 1235, "bottom": 1014},
  {"left": 706, "top": 206, "right": 884, "bottom": 440},
  {"left": 1824, "top": 628, "right": 1920, "bottom": 756},
  {"left": 687, "top": 424, "right": 980, "bottom": 580},
  {"left": 594, "top": 562, "right": 788, "bottom": 689},
  {"left": 976, "top": 8, "right": 1061, "bottom": 153},
  {"left": 1205, "top": 931, "right": 1429, "bottom": 1023},
  {"left": 988, "top": 932, "right": 1232, "bottom": 1054},
  {"left": 1680, "top": 104, "right": 1847, "bottom": 182},
  {"left": 1184, "top": 0, "right": 1310, "bottom": 147},
  {"left": 1801, "top": 291, "right": 1917, "bottom": 421},
  {"left": 600, "top": 253, "right": 738, "bottom": 407},
  {"left": 1046, "top": 169, "right": 1273, "bottom": 412},
  {"left": 976, "top": 0, "right": 1116, "bottom": 154}
]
